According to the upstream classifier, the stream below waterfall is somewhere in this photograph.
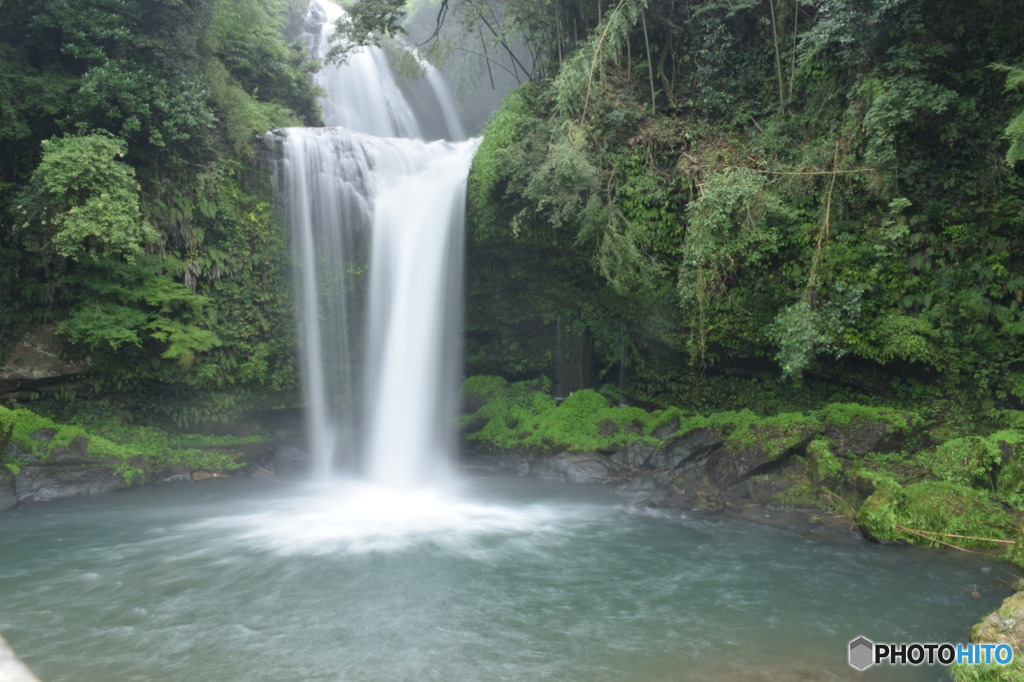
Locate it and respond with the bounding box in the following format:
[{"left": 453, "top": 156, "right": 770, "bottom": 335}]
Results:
[{"left": 0, "top": 477, "right": 1008, "bottom": 681}]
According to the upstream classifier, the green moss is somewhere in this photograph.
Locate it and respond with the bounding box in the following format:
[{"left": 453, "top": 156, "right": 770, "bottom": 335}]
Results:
[
  {"left": 462, "top": 378, "right": 669, "bottom": 451},
  {"left": 847, "top": 463, "right": 904, "bottom": 491},
  {"left": 462, "top": 375, "right": 510, "bottom": 403},
  {"left": 951, "top": 591, "right": 1024, "bottom": 681},
  {"left": 461, "top": 380, "right": 1024, "bottom": 557},
  {"left": 858, "top": 481, "right": 1015, "bottom": 548},
  {"left": 0, "top": 405, "right": 126, "bottom": 467},
  {"left": 806, "top": 438, "right": 842, "bottom": 482},
  {"left": 463, "top": 379, "right": 922, "bottom": 470},
  {"left": 721, "top": 411, "right": 821, "bottom": 460},
  {"left": 949, "top": 661, "right": 1024, "bottom": 682},
  {"left": 817, "top": 402, "right": 914, "bottom": 432},
  {"left": 0, "top": 405, "right": 249, "bottom": 483}
]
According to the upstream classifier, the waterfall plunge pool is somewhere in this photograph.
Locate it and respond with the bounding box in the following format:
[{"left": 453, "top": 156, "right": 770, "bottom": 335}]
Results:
[{"left": 0, "top": 477, "right": 1007, "bottom": 681}]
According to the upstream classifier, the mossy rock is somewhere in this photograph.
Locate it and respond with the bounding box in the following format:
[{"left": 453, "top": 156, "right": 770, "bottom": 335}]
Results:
[
  {"left": 818, "top": 403, "right": 917, "bottom": 456},
  {"left": 805, "top": 438, "right": 843, "bottom": 485},
  {"left": 704, "top": 412, "right": 819, "bottom": 488},
  {"left": 462, "top": 375, "right": 512, "bottom": 413},
  {"left": 461, "top": 378, "right": 666, "bottom": 452},
  {"left": 857, "top": 481, "right": 1015, "bottom": 548},
  {"left": 741, "top": 458, "right": 824, "bottom": 508},
  {"left": 951, "top": 591, "right": 1024, "bottom": 681},
  {"left": 0, "top": 405, "right": 252, "bottom": 500},
  {"left": 720, "top": 411, "right": 820, "bottom": 459}
]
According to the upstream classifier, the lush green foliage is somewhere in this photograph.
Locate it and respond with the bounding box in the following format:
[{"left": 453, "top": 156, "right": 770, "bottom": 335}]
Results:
[
  {"left": 462, "top": 376, "right": 674, "bottom": 450},
  {"left": 857, "top": 481, "right": 1017, "bottom": 548},
  {"left": 462, "top": 375, "right": 919, "bottom": 459},
  {"left": 462, "top": 376, "right": 663, "bottom": 450},
  {"left": 0, "top": 405, "right": 249, "bottom": 483},
  {"left": 16, "top": 134, "right": 156, "bottom": 261},
  {"left": 0, "top": 0, "right": 313, "bottom": 423},
  {"left": 465, "top": 0, "right": 1024, "bottom": 426}
]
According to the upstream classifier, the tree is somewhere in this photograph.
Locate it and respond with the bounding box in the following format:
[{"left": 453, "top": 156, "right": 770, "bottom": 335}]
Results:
[{"left": 16, "top": 134, "right": 156, "bottom": 262}]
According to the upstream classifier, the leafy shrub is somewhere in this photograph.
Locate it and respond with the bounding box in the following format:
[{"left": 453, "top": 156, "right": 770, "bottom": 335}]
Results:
[
  {"left": 16, "top": 134, "right": 157, "bottom": 262},
  {"left": 927, "top": 436, "right": 1003, "bottom": 488}
]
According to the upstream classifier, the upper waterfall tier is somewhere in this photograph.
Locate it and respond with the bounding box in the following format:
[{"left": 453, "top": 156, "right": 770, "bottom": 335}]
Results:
[{"left": 302, "top": 0, "right": 464, "bottom": 141}]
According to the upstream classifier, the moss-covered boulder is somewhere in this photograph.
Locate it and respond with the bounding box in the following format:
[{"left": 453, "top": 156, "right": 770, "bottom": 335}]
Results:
[
  {"left": 704, "top": 411, "right": 820, "bottom": 487},
  {"left": 0, "top": 405, "right": 258, "bottom": 506},
  {"left": 459, "top": 376, "right": 1024, "bottom": 552},
  {"left": 951, "top": 590, "right": 1024, "bottom": 681},
  {"left": 15, "top": 463, "right": 130, "bottom": 503},
  {"left": 857, "top": 481, "right": 1016, "bottom": 548},
  {"left": 818, "top": 402, "right": 918, "bottom": 456}
]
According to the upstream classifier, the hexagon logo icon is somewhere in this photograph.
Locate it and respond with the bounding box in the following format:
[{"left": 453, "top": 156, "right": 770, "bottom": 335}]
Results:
[{"left": 849, "top": 636, "right": 875, "bottom": 671}]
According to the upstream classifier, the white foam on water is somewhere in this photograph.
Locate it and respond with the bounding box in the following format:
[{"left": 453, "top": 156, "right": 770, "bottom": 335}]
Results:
[{"left": 186, "top": 480, "right": 603, "bottom": 557}]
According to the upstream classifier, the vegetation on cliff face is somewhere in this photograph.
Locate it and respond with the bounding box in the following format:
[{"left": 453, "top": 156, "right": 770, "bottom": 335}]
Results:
[
  {"left": 459, "top": 0, "right": 1024, "bottom": 431},
  {"left": 0, "top": 0, "right": 318, "bottom": 425},
  {"left": 4, "top": 0, "right": 1022, "bottom": 429}
]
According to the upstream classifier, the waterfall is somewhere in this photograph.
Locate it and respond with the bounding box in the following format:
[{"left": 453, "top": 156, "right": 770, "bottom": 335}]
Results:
[{"left": 266, "top": 0, "right": 479, "bottom": 489}]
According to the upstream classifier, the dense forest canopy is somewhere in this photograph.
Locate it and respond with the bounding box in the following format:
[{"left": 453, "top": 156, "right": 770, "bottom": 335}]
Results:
[{"left": 2, "top": 0, "right": 1024, "bottom": 431}]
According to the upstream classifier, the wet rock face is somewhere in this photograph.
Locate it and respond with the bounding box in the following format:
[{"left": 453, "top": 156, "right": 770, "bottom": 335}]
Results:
[
  {"left": 518, "top": 430, "right": 729, "bottom": 489},
  {"left": 0, "top": 324, "right": 89, "bottom": 401},
  {"left": 5, "top": 432, "right": 129, "bottom": 505},
  {"left": 0, "top": 432, "right": 119, "bottom": 504},
  {"left": 703, "top": 444, "right": 770, "bottom": 488},
  {"left": 649, "top": 429, "right": 723, "bottom": 472},
  {"left": 270, "top": 444, "right": 312, "bottom": 479},
  {"left": 528, "top": 451, "right": 612, "bottom": 484},
  {"left": 825, "top": 420, "right": 902, "bottom": 457},
  {"left": 14, "top": 465, "right": 128, "bottom": 503}
]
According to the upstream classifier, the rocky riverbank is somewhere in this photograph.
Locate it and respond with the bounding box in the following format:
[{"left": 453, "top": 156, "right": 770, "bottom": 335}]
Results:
[
  {"left": 460, "top": 377, "right": 1024, "bottom": 559},
  {"left": 457, "top": 376, "right": 1024, "bottom": 681},
  {"left": 0, "top": 404, "right": 303, "bottom": 510}
]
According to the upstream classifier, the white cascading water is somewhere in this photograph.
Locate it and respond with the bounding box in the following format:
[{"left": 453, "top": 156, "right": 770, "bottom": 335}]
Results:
[{"left": 267, "top": 0, "right": 478, "bottom": 489}]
